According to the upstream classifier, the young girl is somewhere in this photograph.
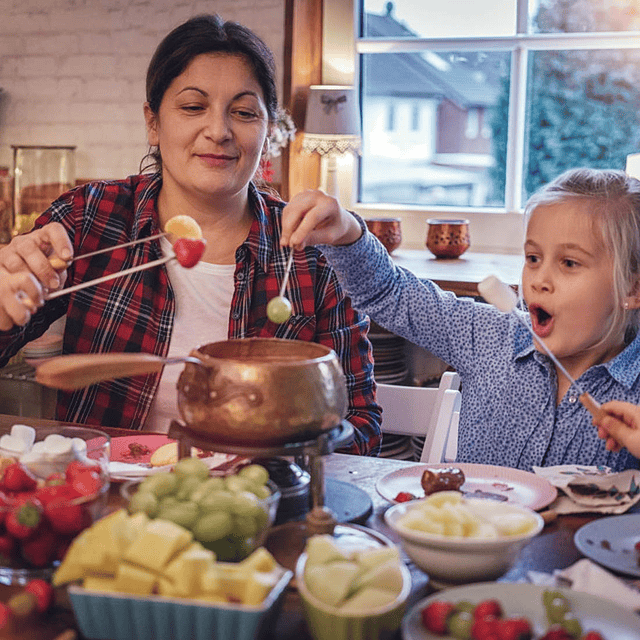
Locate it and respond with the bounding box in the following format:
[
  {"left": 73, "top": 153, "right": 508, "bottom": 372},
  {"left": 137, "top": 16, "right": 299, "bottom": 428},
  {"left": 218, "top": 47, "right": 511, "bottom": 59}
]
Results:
[{"left": 282, "top": 168, "right": 640, "bottom": 471}]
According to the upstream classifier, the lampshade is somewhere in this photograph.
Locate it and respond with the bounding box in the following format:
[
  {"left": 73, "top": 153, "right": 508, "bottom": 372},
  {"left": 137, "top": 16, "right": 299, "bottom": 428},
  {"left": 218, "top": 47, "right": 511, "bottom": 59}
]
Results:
[
  {"left": 626, "top": 153, "right": 640, "bottom": 180},
  {"left": 302, "top": 85, "right": 361, "bottom": 156}
]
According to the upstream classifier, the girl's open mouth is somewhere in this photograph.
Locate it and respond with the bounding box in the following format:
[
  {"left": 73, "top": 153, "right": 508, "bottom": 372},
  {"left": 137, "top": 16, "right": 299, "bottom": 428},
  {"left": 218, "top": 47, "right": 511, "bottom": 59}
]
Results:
[{"left": 529, "top": 304, "right": 553, "bottom": 338}]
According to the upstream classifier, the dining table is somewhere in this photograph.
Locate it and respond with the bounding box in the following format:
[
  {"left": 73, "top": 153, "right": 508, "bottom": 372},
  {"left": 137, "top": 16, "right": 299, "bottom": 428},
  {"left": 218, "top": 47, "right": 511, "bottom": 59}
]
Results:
[{"left": 0, "top": 413, "right": 619, "bottom": 640}]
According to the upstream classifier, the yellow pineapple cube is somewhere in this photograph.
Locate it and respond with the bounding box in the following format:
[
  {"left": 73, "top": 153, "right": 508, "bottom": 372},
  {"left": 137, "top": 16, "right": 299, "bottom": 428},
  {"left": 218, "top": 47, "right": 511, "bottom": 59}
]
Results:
[
  {"left": 239, "top": 547, "right": 277, "bottom": 574},
  {"left": 114, "top": 562, "right": 157, "bottom": 596},
  {"left": 83, "top": 576, "right": 119, "bottom": 593},
  {"left": 163, "top": 545, "right": 216, "bottom": 597},
  {"left": 243, "top": 569, "right": 281, "bottom": 605},
  {"left": 123, "top": 519, "right": 192, "bottom": 572}
]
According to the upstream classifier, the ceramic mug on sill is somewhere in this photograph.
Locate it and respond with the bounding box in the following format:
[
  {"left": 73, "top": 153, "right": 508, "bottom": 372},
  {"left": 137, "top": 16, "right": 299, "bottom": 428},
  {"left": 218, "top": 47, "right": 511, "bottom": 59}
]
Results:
[
  {"left": 365, "top": 217, "right": 402, "bottom": 254},
  {"left": 426, "top": 219, "right": 470, "bottom": 259}
]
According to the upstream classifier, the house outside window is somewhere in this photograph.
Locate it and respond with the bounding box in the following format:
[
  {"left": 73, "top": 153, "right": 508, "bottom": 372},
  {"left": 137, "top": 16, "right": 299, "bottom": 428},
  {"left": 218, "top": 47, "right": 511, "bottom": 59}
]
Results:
[{"left": 357, "top": 0, "right": 640, "bottom": 213}]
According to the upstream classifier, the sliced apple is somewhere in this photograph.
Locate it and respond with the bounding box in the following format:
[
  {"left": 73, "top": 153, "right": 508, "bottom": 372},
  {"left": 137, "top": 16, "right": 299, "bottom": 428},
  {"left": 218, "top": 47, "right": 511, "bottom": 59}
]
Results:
[
  {"left": 339, "top": 586, "right": 399, "bottom": 614},
  {"left": 304, "top": 534, "right": 351, "bottom": 568},
  {"left": 304, "top": 561, "right": 360, "bottom": 607},
  {"left": 350, "top": 558, "right": 404, "bottom": 597}
]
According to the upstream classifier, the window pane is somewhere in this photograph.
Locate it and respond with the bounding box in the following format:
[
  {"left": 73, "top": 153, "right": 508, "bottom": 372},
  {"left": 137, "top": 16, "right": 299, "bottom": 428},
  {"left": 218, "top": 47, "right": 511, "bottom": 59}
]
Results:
[
  {"left": 531, "top": 0, "right": 640, "bottom": 34},
  {"left": 522, "top": 49, "right": 640, "bottom": 200},
  {"left": 359, "top": 51, "right": 510, "bottom": 207},
  {"left": 362, "top": 0, "right": 516, "bottom": 38}
]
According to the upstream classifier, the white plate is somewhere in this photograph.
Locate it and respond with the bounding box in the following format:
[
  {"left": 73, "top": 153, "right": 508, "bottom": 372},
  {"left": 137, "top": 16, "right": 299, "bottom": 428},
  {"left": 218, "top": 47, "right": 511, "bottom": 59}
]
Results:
[
  {"left": 376, "top": 462, "right": 557, "bottom": 511},
  {"left": 402, "top": 583, "right": 640, "bottom": 640},
  {"left": 574, "top": 514, "right": 640, "bottom": 578}
]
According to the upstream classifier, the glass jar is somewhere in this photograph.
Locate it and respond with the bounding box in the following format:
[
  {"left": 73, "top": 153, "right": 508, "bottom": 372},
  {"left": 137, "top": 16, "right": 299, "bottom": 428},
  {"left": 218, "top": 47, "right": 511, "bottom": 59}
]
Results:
[{"left": 12, "top": 145, "right": 76, "bottom": 236}]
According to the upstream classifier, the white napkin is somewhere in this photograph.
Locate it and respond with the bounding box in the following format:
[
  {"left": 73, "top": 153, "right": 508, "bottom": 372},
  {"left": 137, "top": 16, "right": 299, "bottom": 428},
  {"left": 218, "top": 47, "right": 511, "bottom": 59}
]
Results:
[
  {"left": 532, "top": 465, "right": 640, "bottom": 514},
  {"left": 528, "top": 559, "right": 640, "bottom": 611}
]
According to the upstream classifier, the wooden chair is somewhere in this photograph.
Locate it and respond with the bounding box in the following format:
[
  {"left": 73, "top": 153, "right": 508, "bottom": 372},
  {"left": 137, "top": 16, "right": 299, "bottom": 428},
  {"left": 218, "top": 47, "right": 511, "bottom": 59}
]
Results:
[{"left": 376, "top": 371, "right": 461, "bottom": 463}]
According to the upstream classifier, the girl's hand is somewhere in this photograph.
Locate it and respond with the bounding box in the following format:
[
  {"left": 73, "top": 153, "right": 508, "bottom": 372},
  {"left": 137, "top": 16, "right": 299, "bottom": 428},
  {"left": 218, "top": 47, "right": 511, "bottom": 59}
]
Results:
[
  {"left": 281, "top": 189, "right": 362, "bottom": 249},
  {"left": 0, "top": 268, "right": 44, "bottom": 330},
  {"left": 0, "top": 223, "right": 73, "bottom": 292},
  {"left": 594, "top": 400, "right": 640, "bottom": 457}
]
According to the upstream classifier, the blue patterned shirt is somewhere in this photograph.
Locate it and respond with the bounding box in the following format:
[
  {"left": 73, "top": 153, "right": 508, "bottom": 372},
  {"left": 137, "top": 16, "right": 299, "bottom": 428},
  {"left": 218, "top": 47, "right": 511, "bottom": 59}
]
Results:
[{"left": 321, "top": 221, "right": 640, "bottom": 471}]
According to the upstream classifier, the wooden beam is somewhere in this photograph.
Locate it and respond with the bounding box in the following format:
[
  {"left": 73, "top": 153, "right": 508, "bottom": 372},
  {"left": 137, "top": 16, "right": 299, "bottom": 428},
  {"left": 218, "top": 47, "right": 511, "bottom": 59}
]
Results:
[{"left": 282, "top": 0, "right": 323, "bottom": 200}]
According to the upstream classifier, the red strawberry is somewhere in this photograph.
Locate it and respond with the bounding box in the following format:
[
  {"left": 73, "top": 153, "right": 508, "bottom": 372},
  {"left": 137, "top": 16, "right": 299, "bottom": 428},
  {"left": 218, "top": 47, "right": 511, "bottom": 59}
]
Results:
[
  {"left": 44, "top": 497, "right": 85, "bottom": 535},
  {"left": 421, "top": 600, "right": 455, "bottom": 635},
  {"left": 70, "top": 470, "right": 103, "bottom": 497},
  {"left": 497, "top": 617, "right": 533, "bottom": 640},
  {"left": 581, "top": 633, "right": 605, "bottom": 640},
  {"left": 1, "top": 463, "right": 37, "bottom": 492},
  {"left": 474, "top": 599, "right": 503, "bottom": 620},
  {"left": 0, "top": 602, "right": 13, "bottom": 630},
  {"left": 64, "top": 460, "right": 100, "bottom": 483},
  {"left": 472, "top": 615, "right": 501, "bottom": 640},
  {"left": 394, "top": 491, "right": 416, "bottom": 502},
  {"left": 24, "top": 578, "right": 54, "bottom": 613},
  {"left": 20, "top": 525, "right": 58, "bottom": 567},
  {"left": 173, "top": 237, "right": 207, "bottom": 268},
  {"left": 5, "top": 500, "right": 42, "bottom": 539}
]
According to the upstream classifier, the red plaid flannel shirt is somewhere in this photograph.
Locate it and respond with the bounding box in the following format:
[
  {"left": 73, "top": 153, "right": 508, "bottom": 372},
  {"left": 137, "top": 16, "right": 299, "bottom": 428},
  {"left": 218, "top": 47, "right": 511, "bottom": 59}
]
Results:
[{"left": 0, "top": 174, "right": 381, "bottom": 455}]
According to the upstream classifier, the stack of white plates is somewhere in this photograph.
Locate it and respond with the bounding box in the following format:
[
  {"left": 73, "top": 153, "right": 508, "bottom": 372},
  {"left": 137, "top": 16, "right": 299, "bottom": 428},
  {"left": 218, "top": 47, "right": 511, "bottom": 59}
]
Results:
[{"left": 379, "top": 434, "right": 414, "bottom": 460}]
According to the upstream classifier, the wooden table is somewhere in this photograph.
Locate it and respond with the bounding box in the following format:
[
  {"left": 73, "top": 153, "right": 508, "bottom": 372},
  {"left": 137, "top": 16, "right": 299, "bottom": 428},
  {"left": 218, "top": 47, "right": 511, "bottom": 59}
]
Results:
[
  {"left": 0, "top": 415, "right": 607, "bottom": 639},
  {"left": 391, "top": 250, "right": 524, "bottom": 297}
]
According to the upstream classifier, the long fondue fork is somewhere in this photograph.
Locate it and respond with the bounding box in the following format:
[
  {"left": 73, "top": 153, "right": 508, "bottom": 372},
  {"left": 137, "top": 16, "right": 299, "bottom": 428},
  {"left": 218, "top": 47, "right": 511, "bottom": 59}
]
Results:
[
  {"left": 44, "top": 253, "right": 175, "bottom": 300},
  {"left": 478, "top": 275, "right": 605, "bottom": 421},
  {"left": 279, "top": 248, "right": 294, "bottom": 298},
  {"left": 50, "top": 232, "right": 168, "bottom": 267}
]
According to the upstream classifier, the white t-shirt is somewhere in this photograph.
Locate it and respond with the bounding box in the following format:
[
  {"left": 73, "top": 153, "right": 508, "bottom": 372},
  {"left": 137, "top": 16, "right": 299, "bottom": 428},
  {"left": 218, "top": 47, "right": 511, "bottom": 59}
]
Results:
[{"left": 145, "top": 236, "right": 235, "bottom": 433}]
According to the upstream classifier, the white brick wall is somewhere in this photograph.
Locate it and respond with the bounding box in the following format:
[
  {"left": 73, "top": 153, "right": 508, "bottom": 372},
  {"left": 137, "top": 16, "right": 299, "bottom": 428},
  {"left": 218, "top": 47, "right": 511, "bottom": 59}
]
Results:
[{"left": 0, "top": 0, "right": 285, "bottom": 180}]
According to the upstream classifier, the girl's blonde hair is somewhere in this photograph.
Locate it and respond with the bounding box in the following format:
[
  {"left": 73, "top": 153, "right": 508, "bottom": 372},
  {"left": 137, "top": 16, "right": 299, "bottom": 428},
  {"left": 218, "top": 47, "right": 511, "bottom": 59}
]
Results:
[{"left": 524, "top": 167, "right": 640, "bottom": 343}]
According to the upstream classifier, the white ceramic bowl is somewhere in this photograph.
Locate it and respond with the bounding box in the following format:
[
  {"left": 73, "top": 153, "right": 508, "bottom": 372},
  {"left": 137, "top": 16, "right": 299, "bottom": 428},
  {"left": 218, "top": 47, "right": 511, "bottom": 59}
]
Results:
[
  {"left": 295, "top": 551, "right": 411, "bottom": 640},
  {"left": 384, "top": 497, "right": 544, "bottom": 584}
]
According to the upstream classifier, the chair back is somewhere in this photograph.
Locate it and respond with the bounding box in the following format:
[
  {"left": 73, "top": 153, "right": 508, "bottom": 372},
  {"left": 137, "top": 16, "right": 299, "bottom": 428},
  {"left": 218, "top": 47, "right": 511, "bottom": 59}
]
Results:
[{"left": 376, "top": 371, "right": 461, "bottom": 463}]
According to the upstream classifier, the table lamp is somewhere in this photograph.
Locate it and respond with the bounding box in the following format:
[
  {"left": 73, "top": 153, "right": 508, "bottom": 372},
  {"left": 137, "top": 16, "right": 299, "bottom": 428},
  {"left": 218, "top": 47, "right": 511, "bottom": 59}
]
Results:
[{"left": 302, "top": 85, "right": 361, "bottom": 198}]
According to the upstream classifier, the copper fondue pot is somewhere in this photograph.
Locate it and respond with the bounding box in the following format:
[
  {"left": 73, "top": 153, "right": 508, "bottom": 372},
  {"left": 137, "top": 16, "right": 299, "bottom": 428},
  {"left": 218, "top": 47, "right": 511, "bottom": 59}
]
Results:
[{"left": 177, "top": 338, "right": 348, "bottom": 447}]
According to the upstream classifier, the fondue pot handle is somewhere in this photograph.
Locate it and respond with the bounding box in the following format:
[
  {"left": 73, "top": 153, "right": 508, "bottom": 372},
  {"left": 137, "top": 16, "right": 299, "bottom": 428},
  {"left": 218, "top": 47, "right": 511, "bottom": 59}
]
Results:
[{"left": 36, "top": 353, "right": 202, "bottom": 390}]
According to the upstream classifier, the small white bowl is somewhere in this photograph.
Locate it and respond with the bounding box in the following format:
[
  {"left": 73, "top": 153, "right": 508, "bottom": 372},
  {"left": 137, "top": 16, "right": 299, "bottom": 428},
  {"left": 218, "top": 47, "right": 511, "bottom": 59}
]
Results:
[{"left": 384, "top": 497, "right": 544, "bottom": 584}]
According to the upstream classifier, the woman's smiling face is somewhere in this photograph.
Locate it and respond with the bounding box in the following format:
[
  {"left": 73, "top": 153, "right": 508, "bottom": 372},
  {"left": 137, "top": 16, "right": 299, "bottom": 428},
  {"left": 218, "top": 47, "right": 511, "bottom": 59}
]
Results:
[
  {"left": 522, "top": 200, "right": 624, "bottom": 372},
  {"left": 144, "top": 52, "right": 269, "bottom": 203}
]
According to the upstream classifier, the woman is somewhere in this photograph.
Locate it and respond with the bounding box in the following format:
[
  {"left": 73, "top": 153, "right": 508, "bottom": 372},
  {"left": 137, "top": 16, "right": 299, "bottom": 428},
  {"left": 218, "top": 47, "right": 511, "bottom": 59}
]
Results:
[{"left": 0, "top": 15, "right": 381, "bottom": 455}]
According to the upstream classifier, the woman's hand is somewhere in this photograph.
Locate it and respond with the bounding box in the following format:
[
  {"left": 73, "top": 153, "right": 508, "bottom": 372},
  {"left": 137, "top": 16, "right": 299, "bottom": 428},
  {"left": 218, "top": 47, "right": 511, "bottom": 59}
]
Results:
[
  {"left": 594, "top": 399, "right": 640, "bottom": 458},
  {"left": 0, "top": 223, "right": 73, "bottom": 291},
  {"left": 0, "top": 268, "right": 44, "bottom": 330},
  {"left": 0, "top": 223, "right": 73, "bottom": 330},
  {"left": 281, "top": 189, "right": 362, "bottom": 249}
]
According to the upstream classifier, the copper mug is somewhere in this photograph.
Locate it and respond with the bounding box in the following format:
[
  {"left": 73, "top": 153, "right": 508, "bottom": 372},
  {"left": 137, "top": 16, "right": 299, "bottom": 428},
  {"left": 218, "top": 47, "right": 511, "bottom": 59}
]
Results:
[
  {"left": 426, "top": 219, "right": 470, "bottom": 259},
  {"left": 365, "top": 217, "right": 402, "bottom": 254}
]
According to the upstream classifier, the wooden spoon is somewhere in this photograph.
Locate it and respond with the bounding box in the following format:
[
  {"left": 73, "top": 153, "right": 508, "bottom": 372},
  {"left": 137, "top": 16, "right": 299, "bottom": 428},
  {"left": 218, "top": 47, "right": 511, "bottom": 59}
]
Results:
[{"left": 35, "top": 353, "right": 203, "bottom": 390}]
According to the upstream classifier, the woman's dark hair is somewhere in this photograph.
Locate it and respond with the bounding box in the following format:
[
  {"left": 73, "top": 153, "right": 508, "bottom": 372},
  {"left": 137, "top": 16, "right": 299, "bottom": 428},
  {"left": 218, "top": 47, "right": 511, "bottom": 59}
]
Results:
[{"left": 141, "top": 14, "right": 278, "bottom": 172}]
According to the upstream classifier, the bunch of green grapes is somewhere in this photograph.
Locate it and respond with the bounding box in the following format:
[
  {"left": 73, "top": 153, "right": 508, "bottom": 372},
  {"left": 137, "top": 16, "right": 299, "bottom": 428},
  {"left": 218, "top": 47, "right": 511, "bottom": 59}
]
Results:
[{"left": 127, "top": 461, "right": 273, "bottom": 561}]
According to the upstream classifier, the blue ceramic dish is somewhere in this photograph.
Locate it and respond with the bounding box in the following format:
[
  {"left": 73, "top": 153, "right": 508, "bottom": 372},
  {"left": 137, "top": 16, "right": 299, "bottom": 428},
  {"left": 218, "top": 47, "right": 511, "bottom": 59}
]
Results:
[{"left": 68, "top": 566, "right": 292, "bottom": 640}]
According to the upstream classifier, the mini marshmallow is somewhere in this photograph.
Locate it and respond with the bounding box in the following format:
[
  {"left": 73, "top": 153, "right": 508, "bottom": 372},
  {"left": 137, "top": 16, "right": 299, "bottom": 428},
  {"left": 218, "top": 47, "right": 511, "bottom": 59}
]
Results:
[
  {"left": 478, "top": 275, "right": 518, "bottom": 313},
  {"left": 10, "top": 424, "right": 36, "bottom": 451}
]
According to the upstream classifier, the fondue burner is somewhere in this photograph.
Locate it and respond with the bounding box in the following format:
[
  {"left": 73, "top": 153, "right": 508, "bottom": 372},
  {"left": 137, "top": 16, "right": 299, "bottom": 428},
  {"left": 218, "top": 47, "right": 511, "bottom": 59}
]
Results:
[{"left": 167, "top": 419, "right": 355, "bottom": 535}]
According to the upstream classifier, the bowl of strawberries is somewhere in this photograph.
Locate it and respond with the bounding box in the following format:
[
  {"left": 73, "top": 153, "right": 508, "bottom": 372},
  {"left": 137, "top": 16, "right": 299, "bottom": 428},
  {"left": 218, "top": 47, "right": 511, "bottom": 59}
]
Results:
[{"left": 0, "top": 425, "right": 110, "bottom": 584}]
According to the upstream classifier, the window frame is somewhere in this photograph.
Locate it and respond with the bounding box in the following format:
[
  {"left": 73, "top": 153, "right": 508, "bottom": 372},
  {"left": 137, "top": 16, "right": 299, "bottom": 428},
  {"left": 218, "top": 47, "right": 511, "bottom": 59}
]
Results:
[{"left": 322, "top": 0, "right": 640, "bottom": 252}]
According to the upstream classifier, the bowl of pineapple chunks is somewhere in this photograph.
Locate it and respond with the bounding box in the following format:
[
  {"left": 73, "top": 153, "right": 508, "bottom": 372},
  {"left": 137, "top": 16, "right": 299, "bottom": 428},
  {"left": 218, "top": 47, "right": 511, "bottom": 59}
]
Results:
[
  {"left": 384, "top": 490, "right": 544, "bottom": 584},
  {"left": 295, "top": 534, "right": 411, "bottom": 640},
  {"left": 54, "top": 508, "right": 292, "bottom": 640}
]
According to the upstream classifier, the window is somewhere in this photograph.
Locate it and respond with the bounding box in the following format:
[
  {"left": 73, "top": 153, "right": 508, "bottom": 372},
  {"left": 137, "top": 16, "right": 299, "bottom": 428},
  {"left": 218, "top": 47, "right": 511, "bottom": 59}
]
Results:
[{"left": 356, "top": 0, "right": 640, "bottom": 213}]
